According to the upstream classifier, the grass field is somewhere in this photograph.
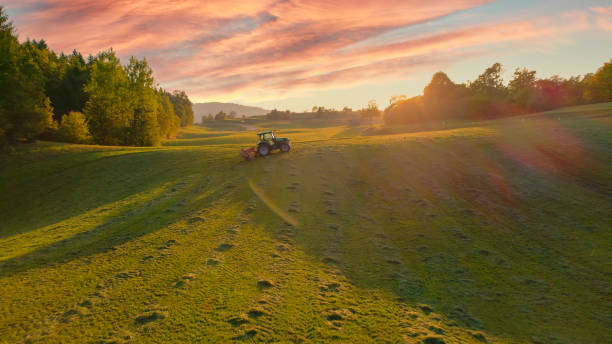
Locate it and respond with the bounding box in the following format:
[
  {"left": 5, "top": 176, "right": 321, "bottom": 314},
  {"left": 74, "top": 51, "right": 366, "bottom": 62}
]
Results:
[{"left": 1, "top": 104, "right": 611, "bottom": 343}]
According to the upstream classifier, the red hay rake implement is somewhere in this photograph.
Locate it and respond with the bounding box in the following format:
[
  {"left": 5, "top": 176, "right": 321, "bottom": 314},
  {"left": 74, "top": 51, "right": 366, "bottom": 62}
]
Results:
[{"left": 239, "top": 147, "right": 257, "bottom": 161}]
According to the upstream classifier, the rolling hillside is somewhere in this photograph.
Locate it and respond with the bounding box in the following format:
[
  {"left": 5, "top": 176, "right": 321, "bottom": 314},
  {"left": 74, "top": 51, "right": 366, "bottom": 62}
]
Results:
[
  {"left": 193, "top": 103, "right": 270, "bottom": 122},
  {"left": 1, "top": 104, "right": 611, "bottom": 343}
]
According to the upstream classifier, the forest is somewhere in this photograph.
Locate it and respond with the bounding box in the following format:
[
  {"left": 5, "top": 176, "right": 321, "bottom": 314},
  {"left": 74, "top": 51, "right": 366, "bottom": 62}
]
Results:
[
  {"left": 382, "top": 61, "right": 612, "bottom": 125},
  {"left": 0, "top": 7, "right": 193, "bottom": 148}
]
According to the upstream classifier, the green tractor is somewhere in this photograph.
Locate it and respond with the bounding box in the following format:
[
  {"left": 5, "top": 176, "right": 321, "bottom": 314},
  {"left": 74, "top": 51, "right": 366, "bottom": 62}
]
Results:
[
  {"left": 256, "top": 130, "right": 290, "bottom": 156},
  {"left": 239, "top": 130, "right": 291, "bottom": 160}
]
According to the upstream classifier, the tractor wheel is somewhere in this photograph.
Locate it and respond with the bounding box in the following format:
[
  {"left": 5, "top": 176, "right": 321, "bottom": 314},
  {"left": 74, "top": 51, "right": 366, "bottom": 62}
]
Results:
[
  {"left": 258, "top": 143, "right": 270, "bottom": 156},
  {"left": 280, "top": 143, "right": 290, "bottom": 153}
]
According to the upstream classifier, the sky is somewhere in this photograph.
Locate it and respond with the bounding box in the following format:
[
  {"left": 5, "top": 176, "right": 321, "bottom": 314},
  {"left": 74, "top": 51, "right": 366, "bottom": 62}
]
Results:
[{"left": 4, "top": 0, "right": 612, "bottom": 111}]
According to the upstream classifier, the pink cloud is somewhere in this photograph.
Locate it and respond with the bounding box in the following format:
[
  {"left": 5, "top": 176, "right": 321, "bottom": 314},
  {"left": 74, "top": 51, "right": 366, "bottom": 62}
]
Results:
[
  {"left": 5, "top": 1, "right": 609, "bottom": 103},
  {"left": 154, "top": 13, "right": 592, "bottom": 99},
  {"left": 590, "top": 5, "right": 612, "bottom": 32}
]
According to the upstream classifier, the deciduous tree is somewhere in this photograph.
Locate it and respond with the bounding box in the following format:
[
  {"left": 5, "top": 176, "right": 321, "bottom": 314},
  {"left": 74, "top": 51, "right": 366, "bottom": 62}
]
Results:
[
  {"left": 360, "top": 100, "right": 381, "bottom": 126},
  {"left": 0, "top": 7, "right": 53, "bottom": 146},
  {"left": 57, "top": 111, "right": 91, "bottom": 143}
]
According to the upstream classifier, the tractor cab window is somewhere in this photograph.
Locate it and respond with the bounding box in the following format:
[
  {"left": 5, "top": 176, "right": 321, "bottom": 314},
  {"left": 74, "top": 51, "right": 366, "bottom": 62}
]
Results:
[{"left": 263, "top": 132, "right": 275, "bottom": 140}]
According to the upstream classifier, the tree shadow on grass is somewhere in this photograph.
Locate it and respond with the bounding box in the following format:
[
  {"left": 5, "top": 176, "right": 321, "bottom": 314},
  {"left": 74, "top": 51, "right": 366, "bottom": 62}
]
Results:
[
  {"left": 0, "top": 171, "right": 236, "bottom": 279},
  {"left": 0, "top": 148, "right": 210, "bottom": 240},
  {"left": 0, "top": 144, "right": 241, "bottom": 278}
]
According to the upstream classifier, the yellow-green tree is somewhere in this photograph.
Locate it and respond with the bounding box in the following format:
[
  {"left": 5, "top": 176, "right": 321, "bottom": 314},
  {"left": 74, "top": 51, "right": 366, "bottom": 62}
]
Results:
[
  {"left": 169, "top": 90, "right": 194, "bottom": 126},
  {"left": 57, "top": 111, "right": 91, "bottom": 143},
  {"left": 156, "top": 90, "right": 180, "bottom": 139},
  {"left": 83, "top": 49, "right": 132, "bottom": 145},
  {"left": 508, "top": 68, "right": 538, "bottom": 111},
  {"left": 586, "top": 59, "right": 612, "bottom": 103},
  {"left": 0, "top": 7, "right": 53, "bottom": 146},
  {"left": 126, "top": 57, "right": 161, "bottom": 146}
]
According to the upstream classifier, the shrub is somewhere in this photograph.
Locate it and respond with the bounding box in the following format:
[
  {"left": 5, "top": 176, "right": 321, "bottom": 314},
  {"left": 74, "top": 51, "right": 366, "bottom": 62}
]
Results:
[
  {"left": 215, "top": 111, "right": 227, "bottom": 121},
  {"left": 383, "top": 97, "right": 424, "bottom": 125},
  {"left": 57, "top": 111, "right": 91, "bottom": 143}
]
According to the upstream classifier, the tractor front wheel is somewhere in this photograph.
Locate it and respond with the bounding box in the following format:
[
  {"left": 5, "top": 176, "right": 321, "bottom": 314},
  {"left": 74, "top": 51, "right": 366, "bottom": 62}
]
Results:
[
  {"left": 280, "top": 143, "right": 290, "bottom": 153},
  {"left": 258, "top": 143, "right": 271, "bottom": 156}
]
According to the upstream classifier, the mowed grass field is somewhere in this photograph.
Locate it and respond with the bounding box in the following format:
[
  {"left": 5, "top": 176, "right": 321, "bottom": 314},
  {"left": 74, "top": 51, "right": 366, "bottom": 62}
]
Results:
[{"left": 1, "top": 104, "right": 611, "bottom": 344}]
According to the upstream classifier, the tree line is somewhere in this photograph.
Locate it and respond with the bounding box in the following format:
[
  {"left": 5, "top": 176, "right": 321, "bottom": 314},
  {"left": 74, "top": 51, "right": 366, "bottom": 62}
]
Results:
[
  {"left": 0, "top": 7, "right": 193, "bottom": 148},
  {"left": 200, "top": 111, "right": 247, "bottom": 122},
  {"left": 383, "top": 61, "right": 612, "bottom": 125},
  {"left": 260, "top": 59, "right": 611, "bottom": 126},
  {"left": 265, "top": 107, "right": 356, "bottom": 120}
]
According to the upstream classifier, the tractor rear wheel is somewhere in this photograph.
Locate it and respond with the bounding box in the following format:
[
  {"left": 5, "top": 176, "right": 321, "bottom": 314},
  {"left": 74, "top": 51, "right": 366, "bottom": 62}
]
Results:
[
  {"left": 258, "top": 143, "right": 270, "bottom": 156},
  {"left": 280, "top": 143, "right": 290, "bottom": 152}
]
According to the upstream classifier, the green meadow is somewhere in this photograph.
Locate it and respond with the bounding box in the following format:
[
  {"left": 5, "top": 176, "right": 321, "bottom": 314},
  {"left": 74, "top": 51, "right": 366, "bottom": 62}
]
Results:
[{"left": 1, "top": 103, "right": 611, "bottom": 343}]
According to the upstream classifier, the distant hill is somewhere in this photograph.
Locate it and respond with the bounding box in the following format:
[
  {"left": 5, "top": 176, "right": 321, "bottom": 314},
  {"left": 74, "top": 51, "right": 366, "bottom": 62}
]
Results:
[{"left": 193, "top": 102, "right": 269, "bottom": 122}]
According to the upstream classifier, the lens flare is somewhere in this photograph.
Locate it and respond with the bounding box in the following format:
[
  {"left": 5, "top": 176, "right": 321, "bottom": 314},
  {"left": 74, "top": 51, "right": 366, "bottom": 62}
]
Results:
[{"left": 249, "top": 179, "right": 300, "bottom": 227}]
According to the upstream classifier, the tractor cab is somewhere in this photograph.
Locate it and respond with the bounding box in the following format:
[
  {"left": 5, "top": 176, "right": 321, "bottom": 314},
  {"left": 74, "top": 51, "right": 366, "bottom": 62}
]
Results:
[{"left": 257, "top": 131, "right": 277, "bottom": 144}]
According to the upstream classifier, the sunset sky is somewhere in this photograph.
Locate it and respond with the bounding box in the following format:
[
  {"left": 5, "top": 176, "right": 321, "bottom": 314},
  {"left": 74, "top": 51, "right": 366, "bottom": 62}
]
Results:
[{"left": 5, "top": 0, "right": 612, "bottom": 111}]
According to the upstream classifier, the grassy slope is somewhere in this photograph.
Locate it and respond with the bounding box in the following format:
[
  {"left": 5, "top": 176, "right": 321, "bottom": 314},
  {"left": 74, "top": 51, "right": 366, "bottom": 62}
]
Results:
[{"left": 0, "top": 104, "right": 611, "bottom": 344}]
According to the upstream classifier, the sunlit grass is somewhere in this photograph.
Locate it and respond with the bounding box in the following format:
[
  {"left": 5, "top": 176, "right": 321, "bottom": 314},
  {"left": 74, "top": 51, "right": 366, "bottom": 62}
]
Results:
[{"left": 1, "top": 104, "right": 610, "bottom": 343}]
